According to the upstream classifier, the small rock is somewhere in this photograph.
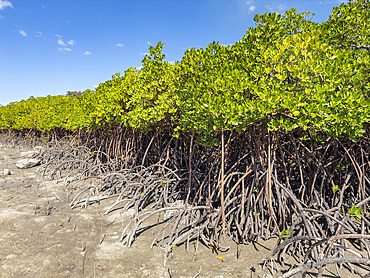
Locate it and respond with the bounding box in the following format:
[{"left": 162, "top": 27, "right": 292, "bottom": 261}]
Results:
[
  {"left": 21, "top": 151, "right": 39, "bottom": 158},
  {"left": 0, "top": 169, "right": 11, "bottom": 177},
  {"left": 3, "top": 169, "right": 10, "bottom": 175},
  {"left": 16, "top": 158, "right": 41, "bottom": 169}
]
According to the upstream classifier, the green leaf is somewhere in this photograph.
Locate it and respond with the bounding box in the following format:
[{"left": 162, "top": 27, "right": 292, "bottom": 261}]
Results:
[
  {"left": 281, "top": 229, "right": 290, "bottom": 238},
  {"left": 349, "top": 205, "right": 362, "bottom": 219}
]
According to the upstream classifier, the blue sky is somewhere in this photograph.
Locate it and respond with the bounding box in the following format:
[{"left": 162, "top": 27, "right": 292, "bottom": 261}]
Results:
[{"left": 0, "top": 0, "right": 346, "bottom": 106}]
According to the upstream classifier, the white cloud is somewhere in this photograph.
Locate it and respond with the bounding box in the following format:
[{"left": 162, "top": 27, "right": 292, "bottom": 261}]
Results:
[
  {"left": 249, "top": 5, "right": 256, "bottom": 12},
  {"left": 264, "top": 5, "right": 273, "bottom": 11},
  {"left": 55, "top": 35, "right": 76, "bottom": 51},
  {"left": 56, "top": 35, "right": 76, "bottom": 47},
  {"left": 57, "top": 38, "right": 66, "bottom": 46},
  {"left": 58, "top": 47, "right": 72, "bottom": 52},
  {"left": 92, "top": 85, "right": 98, "bottom": 88},
  {"left": 41, "top": 4, "right": 46, "bottom": 9},
  {"left": 168, "top": 61, "right": 175, "bottom": 65},
  {"left": 83, "top": 51, "right": 91, "bottom": 55},
  {"left": 246, "top": 1, "right": 253, "bottom": 4},
  {"left": 67, "top": 39, "right": 76, "bottom": 45},
  {"left": 116, "top": 43, "right": 124, "bottom": 47},
  {"left": 19, "top": 30, "right": 27, "bottom": 37},
  {"left": 35, "top": 31, "right": 42, "bottom": 37},
  {"left": 277, "top": 4, "right": 288, "bottom": 11},
  {"left": 264, "top": 4, "right": 289, "bottom": 12},
  {"left": 0, "top": 0, "right": 13, "bottom": 10},
  {"left": 146, "top": 42, "right": 151, "bottom": 45},
  {"left": 56, "top": 34, "right": 67, "bottom": 46},
  {"left": 139, "top": 52, "right": 149, "bottom": 56}
]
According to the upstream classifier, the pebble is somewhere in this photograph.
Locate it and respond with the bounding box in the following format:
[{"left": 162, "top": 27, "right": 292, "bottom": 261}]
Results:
[
  {"left": 20, "top": 151, "right": 39, "bottom": 158},
  {"left": 16, "top": 158, "right": 41, "bottom": 169},
  {"left": 0, "top": 169, "right": 11, "bottom": 177},
  {"left": 3, "top": 169, "right": 11, "bottom": 175}
]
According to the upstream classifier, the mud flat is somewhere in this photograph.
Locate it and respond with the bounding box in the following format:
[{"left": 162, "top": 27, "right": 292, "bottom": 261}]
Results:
[{"left": 0, "top": 146, "right": 286, "bottom": 278}]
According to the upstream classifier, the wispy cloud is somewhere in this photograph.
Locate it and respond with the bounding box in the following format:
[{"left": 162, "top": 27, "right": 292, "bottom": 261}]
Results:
[
  {"left": 83, "top": 51, "right": 91, "bottom": 55},
  {"left": 56, "top": 34, "right": 66, "bottom": 46},
  {"left": 35, "top": 31, "right": 42, "bottom": 37},
  {"left": 19, "top": 30, "right": 27, "bottom": 37},
  {"left": 116, "top": 43, "right": 124, "bottom": 47},
  {"left": 146, "top": 42, "right": 151, "bottom": 45},
  {"left": 92, "top": 85, "right": 98, "bottom": 88},
  {"left": 246, "top": 0, "right": 255, "bottom": 13},
  {"left": 57, "top": 39, "right": 66, "bottom": 46},
  {"left": 277, "top": 4, "right": 288, "bottom": 11},
  {"left": 264, "top": 3, "right": 289, "bottom": 12},
  {"left": 58, "top": 47, "right": 72, "bottom": 52},
  {"left": 41, "top": 4, "right": 46, "bottom": 9},
  {"left": 0, "top": 0, "right": 13, "bottom": 10},
  {"left": 55, "top": 34, "right": 76, "bottom": 51},
  {"left": 264, "top": 4, "right": 272, "bottom": 11},
  {"left": 168, "top": 61, "right": 175, "bottom": 65},
  {"left": 139, "top": 52, "right": 149, "bottom": 56},
  {"left": 67, "top": 39, "right": 76, "bottom": 46}
]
